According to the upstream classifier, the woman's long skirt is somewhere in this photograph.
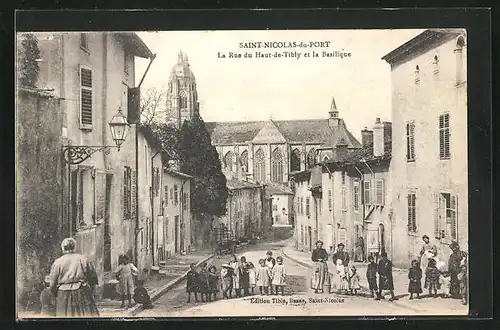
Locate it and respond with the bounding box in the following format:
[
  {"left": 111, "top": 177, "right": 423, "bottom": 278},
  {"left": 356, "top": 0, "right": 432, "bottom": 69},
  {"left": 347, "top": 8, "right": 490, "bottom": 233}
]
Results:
[
  {"left": 55, "top": 285, "right": 99, "bottom": 317},
  {"left": 310, "top": 261, "right": 330, "bottom": 291},
  {"left": 354, "top": 246, "right": 364, "bottom": 262}
]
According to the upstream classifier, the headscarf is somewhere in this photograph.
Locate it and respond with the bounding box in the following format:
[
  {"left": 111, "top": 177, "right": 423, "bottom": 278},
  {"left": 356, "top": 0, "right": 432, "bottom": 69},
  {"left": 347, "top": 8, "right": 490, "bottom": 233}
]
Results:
[{"left": 60, "top": 237, "right": 76, "bottom": 254}]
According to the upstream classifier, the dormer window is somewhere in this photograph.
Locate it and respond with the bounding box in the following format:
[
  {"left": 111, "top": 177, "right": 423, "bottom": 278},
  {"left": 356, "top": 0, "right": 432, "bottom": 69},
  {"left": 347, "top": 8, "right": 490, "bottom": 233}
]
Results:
[
  {"left": 414, "top": 65, "right": 420, "bottom": 84},
  {"left": 433, "top": 55, "right": 439, "bottom": 75}
]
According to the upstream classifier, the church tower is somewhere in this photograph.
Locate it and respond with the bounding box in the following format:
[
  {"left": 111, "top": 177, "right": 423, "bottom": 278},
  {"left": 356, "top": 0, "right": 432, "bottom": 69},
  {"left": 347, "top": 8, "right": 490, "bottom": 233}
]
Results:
[
  {"left": 328, "top": 95, "right": 340, "bottom": 129},
  {"left": 165, "top": 51, "right": 200, "bottom": 128}
]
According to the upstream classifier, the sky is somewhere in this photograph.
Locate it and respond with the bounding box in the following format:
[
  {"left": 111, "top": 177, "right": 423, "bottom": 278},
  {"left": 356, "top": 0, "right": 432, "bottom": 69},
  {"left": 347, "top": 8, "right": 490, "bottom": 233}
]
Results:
[{"left": 135, "top": 29, "right": 424, "bottom": 140}]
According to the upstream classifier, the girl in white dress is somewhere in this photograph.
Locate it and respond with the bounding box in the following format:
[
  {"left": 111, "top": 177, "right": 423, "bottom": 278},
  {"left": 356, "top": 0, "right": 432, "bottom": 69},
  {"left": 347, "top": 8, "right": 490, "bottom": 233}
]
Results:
[
  {"left": 247, "top": 262, "right": 257, "bottom": 295},
  {"left": 271, "top": 256, "right": 287, "bottom": 296},
  {"left": 256, "top": 259, "right": 271, "bottom": 295},
  {"left": 335, "top": 259, "right": 349, "bottom": 294}
]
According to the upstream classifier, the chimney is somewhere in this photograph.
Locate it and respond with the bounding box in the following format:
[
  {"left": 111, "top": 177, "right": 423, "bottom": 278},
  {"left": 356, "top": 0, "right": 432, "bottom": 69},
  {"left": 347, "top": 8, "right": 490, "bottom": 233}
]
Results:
[
  {"left": 373, "top": 117, "right": 385, "bottom": 157},
  {"left": 361, "top": 127, "right": 373, "bottom": 148}
]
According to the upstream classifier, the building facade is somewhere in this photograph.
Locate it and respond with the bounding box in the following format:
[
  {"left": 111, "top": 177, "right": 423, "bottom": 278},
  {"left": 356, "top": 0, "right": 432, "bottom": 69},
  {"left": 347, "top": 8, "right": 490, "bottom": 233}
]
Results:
[
  {"left": 17, "top": 32, "right": 154, "bottom": 299},
  {"left": 382, "top": 29, "right": 468, "bottom": 268}
]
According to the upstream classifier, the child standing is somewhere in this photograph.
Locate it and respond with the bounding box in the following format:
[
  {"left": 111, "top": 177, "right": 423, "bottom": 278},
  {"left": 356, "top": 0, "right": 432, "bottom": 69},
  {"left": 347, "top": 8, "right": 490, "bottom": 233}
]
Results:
[
  {"left": 424, "top": 258, "right": 441, "bottom": 298},
  {"left": 265, "top": 251, "right": 276, "bottom": 294},
  {"left": 366, "top": 255, "right": 378, "bottom": 298},
  {"left": 457, "top": 257, "right": 468, "bottom": 305},
  {"left": 114, "top": 255, "right": 139, "bottom": 308},
  {"left": 335, "top": 259, "right": 349, "bottom": 294},
  {"left": 271, "top": 256, "right": 287, "bottom": 296},
  {"left": 39, "top": 275, "right": 55, "bottom": 317},
  {"left": 207, "top": 265, "right": 219, "bottom": 301},
  {"left": 247, "top": 262, "right": 257, "bottom": 295},
  {"left": 133, "top": 280, "right": 153, "bottom": 309},
  {"left": 348, "top": 265, "right": 360, "bottom": 295},
  {"left": 220, "top": 264, "right": 234, "bottom": 299},
  {"left": 186, "top": 263, "right": 199, "bottom": 303},
  {"left": 256, "top": 258, "right": 271, "bottom": 295},
  {"left": 408, "top": 259, "right": 423, "bottom": 300},
  {"left": 376, "top": 252, "right": 397, "bottom": 301},
  {"left": 198, "top": 262, "right": 210, "bottom": 302},
  {"left": 239, "top": 256, "right": 250, "bottom": 297}
]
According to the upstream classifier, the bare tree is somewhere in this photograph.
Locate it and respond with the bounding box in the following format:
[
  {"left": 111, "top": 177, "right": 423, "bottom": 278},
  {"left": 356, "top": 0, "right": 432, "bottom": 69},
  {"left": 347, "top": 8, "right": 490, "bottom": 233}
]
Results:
[{"left": 140, "top": 86, "right": 167, "bottom": 125}]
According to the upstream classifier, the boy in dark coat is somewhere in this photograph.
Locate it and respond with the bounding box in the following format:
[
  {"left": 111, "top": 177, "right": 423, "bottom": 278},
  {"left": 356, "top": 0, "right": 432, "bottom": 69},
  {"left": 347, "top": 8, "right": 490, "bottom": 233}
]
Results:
[
  {"left": 198, "top": 262, "right": 210, "bottom": 302},
  {"left": 408, "top": 259, "right": 423, "bottom": 299},
  {"left": 186, "top": 263, "right": 199, "bottom": 303},
  {"left": 375, "top": 252, "right": 397, "bottom": 301},
  {"left": 366, "top": 255, "right": 378, "bottom": 298}
]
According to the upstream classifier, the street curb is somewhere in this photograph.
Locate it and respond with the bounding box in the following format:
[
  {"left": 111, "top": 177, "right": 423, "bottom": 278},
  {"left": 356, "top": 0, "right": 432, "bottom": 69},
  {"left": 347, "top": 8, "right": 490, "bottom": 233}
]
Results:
[
  {"left": 281, "top": 245, "right": 426, "bottom": 313},
  {"left": 125, "top": 253, "right": 216, "bottom": 317}
]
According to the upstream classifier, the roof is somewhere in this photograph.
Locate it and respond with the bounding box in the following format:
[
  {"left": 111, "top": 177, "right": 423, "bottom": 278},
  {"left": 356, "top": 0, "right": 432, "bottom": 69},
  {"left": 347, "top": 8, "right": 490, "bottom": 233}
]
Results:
[
  {"left": 138, "top": 125, "right": 162, "bottom": 150},
  {"left": 319, "top": 119, "right": 362, "bottom": 149},
  {"left": 265, "top": 183, "right": 294, "bottom": 196},
  {"left": 227, "top": 179, "right": 261, "bottom": 190},
  {"left": 164, "top": 169, "right": 192, "bottom": 180},
  {"left": 116, "top": 33, "right": 153, "bottom": 59},
  {"left": 382, "top": 29, "right": 464, "bottom": 65},
  {"left": 206, "top": 118, "right": 361, "bottom": 147}
]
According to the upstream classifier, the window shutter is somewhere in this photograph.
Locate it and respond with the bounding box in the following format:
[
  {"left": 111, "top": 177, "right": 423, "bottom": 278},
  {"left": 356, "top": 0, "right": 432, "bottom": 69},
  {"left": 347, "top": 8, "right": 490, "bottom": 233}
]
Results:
[
  {"left": 79, "top": 66, "right": 93, "bottom": 127},
  {"left": 70, "top": 169, "right": 79, "bottom": 234},
  {"left": 434, "top": 193, "right": 441, "bottom": 239},
  {"left": 376, "top": 179, "right": 384, "bottom": 205},
  {"left": 94, "top": 171, "right": 106, "bottom": 224},
  {"left": 78, "top": 170, "right": 84, "bottom": 226},
  {"left": 130, "top": 169, "right": 137, "bottom": 219}
]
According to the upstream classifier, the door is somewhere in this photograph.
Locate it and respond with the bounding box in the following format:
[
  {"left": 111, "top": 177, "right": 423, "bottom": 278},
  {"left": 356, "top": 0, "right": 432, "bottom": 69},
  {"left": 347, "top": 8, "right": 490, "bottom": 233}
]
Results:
[{"left": 174, "top": 215, "right": 179, "bottom": 253}]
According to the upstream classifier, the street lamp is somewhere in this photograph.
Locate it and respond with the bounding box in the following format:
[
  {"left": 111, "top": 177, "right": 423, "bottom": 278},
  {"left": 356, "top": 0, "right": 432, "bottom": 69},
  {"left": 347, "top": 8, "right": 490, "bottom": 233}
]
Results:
[{"left": 62, "top": 108, "right": 130, "bottom": 165}]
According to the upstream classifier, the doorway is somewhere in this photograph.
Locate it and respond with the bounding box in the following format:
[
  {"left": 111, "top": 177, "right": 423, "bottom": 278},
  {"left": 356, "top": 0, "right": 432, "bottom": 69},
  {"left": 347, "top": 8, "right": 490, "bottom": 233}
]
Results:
[
  {"left": 103, "top": 174, "right": 113, "bottom": 272},
  {"left": 174, "top": 215, "right": 179, "bottom": 254}
]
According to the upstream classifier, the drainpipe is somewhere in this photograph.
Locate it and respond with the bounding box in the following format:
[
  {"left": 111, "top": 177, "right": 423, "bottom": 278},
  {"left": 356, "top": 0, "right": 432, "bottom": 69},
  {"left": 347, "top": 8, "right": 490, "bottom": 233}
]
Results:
[
  {"left": 179, "top": 177, "right": 189, "bottom": 253},
  {"left": 150, "top": 149, "right": 161, "bottom": 265},
  {"left": 322, "top": 163, "right": 336, "bottom": 249}
]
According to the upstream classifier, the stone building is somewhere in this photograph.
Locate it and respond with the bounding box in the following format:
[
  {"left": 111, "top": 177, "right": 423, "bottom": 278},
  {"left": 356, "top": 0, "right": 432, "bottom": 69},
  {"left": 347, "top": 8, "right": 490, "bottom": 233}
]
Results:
[
  {"left": 16, "top": 32, "right": 154, "bottom": 303},
  {"left": 164, "top": 51, "right": 200, "bottom": 128},
  {"left": 382, "top": 29, "right": 468, "bottom": 268},
  {"left": 205, "top": 97, "right": 362, "bottom": 186},
  {"left": 292, "top": 118, "right": 392, "bottom": 259}
]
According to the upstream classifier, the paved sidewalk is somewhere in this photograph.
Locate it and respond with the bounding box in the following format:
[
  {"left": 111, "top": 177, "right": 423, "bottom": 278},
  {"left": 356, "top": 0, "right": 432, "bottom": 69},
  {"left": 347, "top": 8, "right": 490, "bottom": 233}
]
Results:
[
  {"left": 282, "top": 244, "right": 468, "bottom": 315},
  {"left": 96, "top": 251, "right": 215, "bottom": 317}
]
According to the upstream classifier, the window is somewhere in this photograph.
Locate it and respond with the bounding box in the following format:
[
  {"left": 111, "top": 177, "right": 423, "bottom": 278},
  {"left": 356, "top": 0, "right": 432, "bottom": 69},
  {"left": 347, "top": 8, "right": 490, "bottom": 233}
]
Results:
[
  {"left": 170, "top": 188, "right": 174, "bottom": 202},
  {"left": 406, "top": 121, "right": 415, "bottom": 162},
  {"left": 306, "top": 197, "right": 310, "bottom": 217},
  {"left": 254, "top": 148, "right": 266, "bottom": 183},
  {"left": 80, "top": 33, "right": 89, "bottom": 51},
  {"left": 415, "top": 65, "right": 420, "bottom": 84},
  {"left": 165, "top": 186, "right": 168, "bottom": 205},
  {"left": 94, "top": 170, "right": 106, "bottom": 224},
  {"left": 376, "top": 179, "right": 385, "bottom": 205},
  {"left": 433, "top": 55, "right": 439, "bottom": 75},
  {"left": 182, "top": 192, "right": 188, "bottom": 211},
  {"left": 363, "top": 180, "right": 371, "bottom": 205},
  {"left": 124, "top": 52, "right": 129, "bottom": 74},
  {"left": 290, "top": 148, "right": 301, "bottom": 172},
  {"left": 271, "top": 148, "right": 284, "bottom": 183},
  {"left": 273, "top": 204, "right": 278, "bottom": 211},
  {"left": 455, "top": 36, "right": 466, "bottom": 86},
  {"left": 328, "top": 189, "right": 332, "bottom": 210},
  {"left": 224, "top": 151, "right": 234, "bottom": 172},
  {"left": 435, "top": 193, "right": 458, "bottom": 241},
  {"left": 180, "top": 97, "right": 187, "bottom": 108},
  {"left": 70, "top": 167, "right": 96, "bottom": 233},
  {"left": 152, "top": 167, "right": 160, "bottom": 196},
  {"left": 341, "top": 171, "right": 346, "bottom": 185},
  {"left": 240, "top": 150, "right": 248, "bottom": 173},
  {"left": 341, "top": 186, "right": 347, "bottom": 211},
  {"left": 439, "top": 113, "right": 450, "bottom": 160},
  {"left": 79, "top": 66, "right": 93, "bottom": 128},
  {"left": 353, "top": 182, "right": 360, "bottom": 211},
  {"left": 123, "top": 166, "right": 136, "bottom": 220},
  {"left": 174, "top": 185, "right": 178, "bottom": 206},
  {"left": 275, "top": 215, "right": 279, "bottom": 223},
  {"left": 307, "top": 148, "right": 316, "bottom": 168},
  {"left": 407, "top": 192, "right": 417, "bottom": 233}
]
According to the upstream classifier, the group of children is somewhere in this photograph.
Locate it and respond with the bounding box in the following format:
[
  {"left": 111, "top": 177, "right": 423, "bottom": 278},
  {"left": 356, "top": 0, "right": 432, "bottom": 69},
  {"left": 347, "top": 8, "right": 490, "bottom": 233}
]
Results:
[
  {"left": 330, "top": 259, "right": 361, "bottom": 295},
  {"left": 186, "top": 251, "right": 288, "bottom": 303}
]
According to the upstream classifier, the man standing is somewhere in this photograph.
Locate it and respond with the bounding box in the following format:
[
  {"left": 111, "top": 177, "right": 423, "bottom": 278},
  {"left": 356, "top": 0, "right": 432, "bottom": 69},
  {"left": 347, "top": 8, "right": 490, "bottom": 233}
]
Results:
[{"left": 332, "top": 243, "right": 349, "bottom": 268}]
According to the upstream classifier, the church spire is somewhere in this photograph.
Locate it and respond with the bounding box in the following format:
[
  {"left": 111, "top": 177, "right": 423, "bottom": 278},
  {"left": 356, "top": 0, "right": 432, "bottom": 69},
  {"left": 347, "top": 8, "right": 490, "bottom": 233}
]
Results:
[
  {"left": 178, "top": 50, "right": 184, "bottom": 62},
  {"left": 328, "top": 95, "right": 340, "bottom": 129}
]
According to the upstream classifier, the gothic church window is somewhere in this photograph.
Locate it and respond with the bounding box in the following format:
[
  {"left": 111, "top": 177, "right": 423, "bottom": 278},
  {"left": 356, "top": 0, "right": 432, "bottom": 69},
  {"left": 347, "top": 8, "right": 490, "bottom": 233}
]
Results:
[
  {"left": 290, "top": 148, "right": 301, "bottom": 172},
  {"left": 254, "top": 148, "right": 266, "bottom": 183},
  {"left": 271, "top": 148, "right": 284, "bottom": 183},
  {"left": 224, "top": 151, "right": 234, "bottom": 172},
  {"left": 240, "top": 150, "right": 248, "bottom": 173},
  {"left": 307, "top": 148, "right": 317, "bottom": 168}
]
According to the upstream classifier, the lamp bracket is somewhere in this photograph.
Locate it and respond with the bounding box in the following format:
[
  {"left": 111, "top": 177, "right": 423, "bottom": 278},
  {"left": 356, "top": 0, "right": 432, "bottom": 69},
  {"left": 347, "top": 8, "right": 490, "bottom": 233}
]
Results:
[{"left": 62, "top": 145, "right": 116, "bottom": 165}]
